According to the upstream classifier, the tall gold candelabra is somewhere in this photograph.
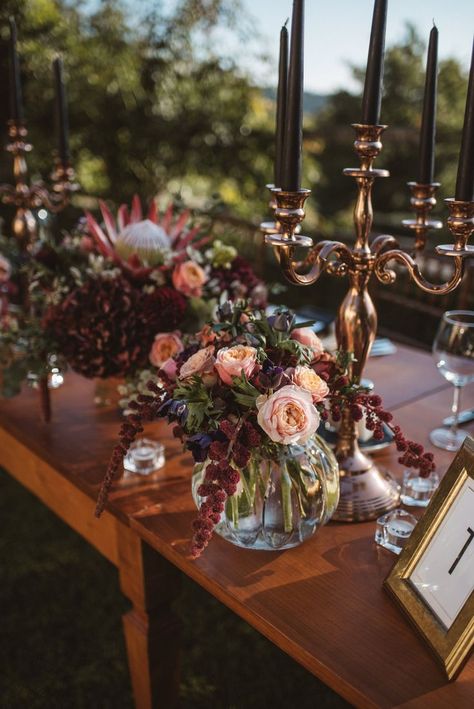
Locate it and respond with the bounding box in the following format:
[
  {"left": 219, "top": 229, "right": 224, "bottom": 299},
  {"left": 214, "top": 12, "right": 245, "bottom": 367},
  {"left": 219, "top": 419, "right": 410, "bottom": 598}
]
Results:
[
  {"left": 0, "top": 118, "right": 78, "bottom": 422},
  {"left": 261, "top": 123, "right": 474, "bottom": 522},
  {"left": 0, "top": 119, "right": 78, "bottom": 249}
]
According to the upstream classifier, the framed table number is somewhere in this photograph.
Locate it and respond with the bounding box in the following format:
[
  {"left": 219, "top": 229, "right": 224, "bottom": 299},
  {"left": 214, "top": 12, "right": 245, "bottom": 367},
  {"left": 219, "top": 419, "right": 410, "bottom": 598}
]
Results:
[{"left": 384, "top": 436, "right": 474, "bottom": 680}]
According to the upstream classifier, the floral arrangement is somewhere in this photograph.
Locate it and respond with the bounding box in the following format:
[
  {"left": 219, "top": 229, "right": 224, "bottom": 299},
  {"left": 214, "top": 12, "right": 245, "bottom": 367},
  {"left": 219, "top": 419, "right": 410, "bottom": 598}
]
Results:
[
  {"left": 44, "top": 196, "right": 266, "bottom": 380},
  {"left": 95, "top": 301, "right": 435, "bottom": 557},
  {"left": 0, "top": 196, "right": 266, "bottom": 395}
]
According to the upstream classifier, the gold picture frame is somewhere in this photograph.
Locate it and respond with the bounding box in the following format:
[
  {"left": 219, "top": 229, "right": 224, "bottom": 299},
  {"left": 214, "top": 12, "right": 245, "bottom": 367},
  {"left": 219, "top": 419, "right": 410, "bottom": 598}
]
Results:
[{"left": 384, "top": 436, "right": 474, "bottom": 680}]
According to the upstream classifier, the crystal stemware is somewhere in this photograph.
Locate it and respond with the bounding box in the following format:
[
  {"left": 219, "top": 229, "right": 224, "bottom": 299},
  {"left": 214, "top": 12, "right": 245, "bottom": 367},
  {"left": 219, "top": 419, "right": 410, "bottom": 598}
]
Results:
[{"left": 431, "top": 310, "right": 474, "bottom": 451}]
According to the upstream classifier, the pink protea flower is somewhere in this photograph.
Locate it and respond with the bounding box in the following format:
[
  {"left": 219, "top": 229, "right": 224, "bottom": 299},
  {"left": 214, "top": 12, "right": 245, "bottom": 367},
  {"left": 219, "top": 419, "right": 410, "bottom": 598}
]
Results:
[{"left": 85, "top": 195, "right": 209, "bottom": 277}]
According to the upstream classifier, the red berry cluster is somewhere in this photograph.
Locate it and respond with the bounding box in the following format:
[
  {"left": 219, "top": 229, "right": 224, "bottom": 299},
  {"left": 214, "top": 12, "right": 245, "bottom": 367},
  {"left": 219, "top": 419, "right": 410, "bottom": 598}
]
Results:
[
  {"left": 191, "top": 462, "right": 239, "bottom": 557},
  {"left": 95, "top": 381, "right": 163, "bottom": 517},
  {"left": 392, "top": 426, "right": 435, "bottom": 477},
  {"left": 345, "top": 392, "right": 435, "bottom": 478},
  {"left": 349, "top": 394, "right": 393, "bottom": 440},
  {"left": 191, "top": 418, "right": 261, "bottom": 557}
]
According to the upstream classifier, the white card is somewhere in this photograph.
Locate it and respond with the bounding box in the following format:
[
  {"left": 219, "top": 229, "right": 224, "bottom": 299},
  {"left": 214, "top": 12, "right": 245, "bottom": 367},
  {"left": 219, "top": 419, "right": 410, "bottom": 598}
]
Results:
[{"left": 409, "top": 476, "right": 474, "bottom": 630}]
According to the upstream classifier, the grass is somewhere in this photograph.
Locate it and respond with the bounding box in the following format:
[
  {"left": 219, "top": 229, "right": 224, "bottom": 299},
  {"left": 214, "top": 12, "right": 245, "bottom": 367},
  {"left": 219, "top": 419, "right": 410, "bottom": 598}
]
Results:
[{"left": 0, "top": 468, "right": 350, "bottom": 708}]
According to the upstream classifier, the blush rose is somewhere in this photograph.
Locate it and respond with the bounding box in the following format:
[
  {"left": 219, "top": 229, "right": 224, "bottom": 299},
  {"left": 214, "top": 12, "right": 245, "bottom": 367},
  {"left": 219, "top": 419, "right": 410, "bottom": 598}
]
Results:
[
  {"left": 215, "top": 345, "right": 258, "bottom": 385},
  {"left": 149, "top": 332, "right": 183, "bottom": 368},
  {"left": 290, "top": 327, "right": 324, "bottom": 361},
  {"left": 256, "top": 384, "right": 320, "bottom": 445},
  {"left": 179, "top": 346, "right": 215, "bottom": 380},
  {"left": 292, "top": 365, "right": 329, "bottom": 403}
]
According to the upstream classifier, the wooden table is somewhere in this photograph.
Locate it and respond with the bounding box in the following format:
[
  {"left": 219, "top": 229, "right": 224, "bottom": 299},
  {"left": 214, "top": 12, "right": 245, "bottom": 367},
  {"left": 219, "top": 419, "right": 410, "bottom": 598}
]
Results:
[{"left": 0, "top": 344, "right": 473, "bottom": 709}]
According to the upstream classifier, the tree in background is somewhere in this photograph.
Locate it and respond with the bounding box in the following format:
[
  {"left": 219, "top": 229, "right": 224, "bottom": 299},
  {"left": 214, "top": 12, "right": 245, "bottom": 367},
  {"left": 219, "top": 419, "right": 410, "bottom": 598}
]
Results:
[{"left": 0, "top": 0, "right": 274, "bottom": 221}]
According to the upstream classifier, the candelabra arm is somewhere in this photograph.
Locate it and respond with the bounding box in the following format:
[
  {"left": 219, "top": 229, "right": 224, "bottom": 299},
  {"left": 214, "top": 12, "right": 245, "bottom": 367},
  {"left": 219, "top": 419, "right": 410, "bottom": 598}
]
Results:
[
  {"left": 370, "top": 233, "right": 400, "bottom": 256},
  {"left": 279, "top": 239, "right": 354, "bottom": 285},
  {"left": 375, "top": 198, "right": 474, "bottom": 295},
  {"left": 374, "top": 247, "right": 464, "bottom": 294}
]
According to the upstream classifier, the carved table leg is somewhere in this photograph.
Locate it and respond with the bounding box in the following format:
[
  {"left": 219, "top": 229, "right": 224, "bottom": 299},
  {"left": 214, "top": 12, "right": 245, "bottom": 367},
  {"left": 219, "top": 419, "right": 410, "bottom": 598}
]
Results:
[{"left": 117, "top": 526, "right": 182, "bottom": 709}]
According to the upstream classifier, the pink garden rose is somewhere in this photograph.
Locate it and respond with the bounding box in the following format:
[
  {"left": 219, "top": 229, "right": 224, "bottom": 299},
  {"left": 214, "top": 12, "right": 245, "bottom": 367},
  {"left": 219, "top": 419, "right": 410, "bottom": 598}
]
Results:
[
  {"left": 179, "top": 346, "right": 215, "bottom": 380},
  {"left": 172, "top": 260, "right": 207, "bottom": 297},
  {"left": 257, "top": 384, "right": 320, "bottom": 445},
  {"left": 149, "top": 332, "right": 183, "bottom": 368},
  {"left": 215, "top": 345, "right": 258, "bottom": 385},
  {"left": 291, "top": 327, "right": 324, "bottom": 361},
  {"left": 292, "top": 365, "right": 329, "bottom": 403}
]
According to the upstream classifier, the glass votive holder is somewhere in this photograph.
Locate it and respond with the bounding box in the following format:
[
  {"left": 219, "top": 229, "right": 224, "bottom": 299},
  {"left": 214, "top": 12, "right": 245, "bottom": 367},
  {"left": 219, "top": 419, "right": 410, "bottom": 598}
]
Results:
[
  {"left": 123, "top": 438, "right": 165, "bottom": 476},
  {"left": 400, "top": 469, "right": 440, "bottom": 508},
  {"left": 375, "top": 509, "right": 418, "bottom": 555}
]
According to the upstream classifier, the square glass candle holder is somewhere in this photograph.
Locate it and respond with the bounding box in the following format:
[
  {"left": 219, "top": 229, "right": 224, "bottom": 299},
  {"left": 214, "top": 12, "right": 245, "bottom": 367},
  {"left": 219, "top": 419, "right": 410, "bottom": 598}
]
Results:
[
  {"left": 375, "top": 509, "right": 418, "bottom": 555},
  {"left": 400, "top": 469, "right": 440, "bottom": 507},
  {"left": 123, "top": 438, "right": 165, "bottom": 476}
]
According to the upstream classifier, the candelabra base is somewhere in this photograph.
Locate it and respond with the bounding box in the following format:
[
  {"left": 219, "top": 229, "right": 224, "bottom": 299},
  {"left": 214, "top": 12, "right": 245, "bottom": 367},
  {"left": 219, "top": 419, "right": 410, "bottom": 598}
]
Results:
[{"left": 333, "top": 461, "right": 400, "bottom": 522}]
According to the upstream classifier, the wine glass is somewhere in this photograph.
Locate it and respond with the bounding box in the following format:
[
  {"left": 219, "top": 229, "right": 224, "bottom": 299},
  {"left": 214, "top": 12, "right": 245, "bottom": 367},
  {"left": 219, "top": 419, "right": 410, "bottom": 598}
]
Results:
[{"left": 431, "top": 310, "right": 474, "bottom": 451}]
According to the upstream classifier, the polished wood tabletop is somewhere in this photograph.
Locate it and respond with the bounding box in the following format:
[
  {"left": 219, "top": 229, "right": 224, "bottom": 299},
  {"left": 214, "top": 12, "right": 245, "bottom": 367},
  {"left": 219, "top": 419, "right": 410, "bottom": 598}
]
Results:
[{"left": 1, "top": 343, "right": 473, "bottom": 709}]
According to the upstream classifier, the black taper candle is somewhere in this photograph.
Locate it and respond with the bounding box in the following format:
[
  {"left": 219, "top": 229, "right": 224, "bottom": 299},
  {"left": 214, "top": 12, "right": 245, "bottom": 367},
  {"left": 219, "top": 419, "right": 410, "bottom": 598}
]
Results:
[
  {"left": 361, "top": 0, "right": 387, "bottom": 125},
  {"left": 8, "top": 17, "right": 24, "bottom": 122},
  {"left": 53, "top": 56, "right": 70, "bottom": 165},
  {"left": 281, "top": 0, "right": 304, "bottom": 192},
  {"left": 455, "top": 39, "right": 474, "bottom": 202},
  {"left": 275, "top": 23, "right": 289, "bottom": 188},
  {"left": 418, "top": 26, "right": 438, "bottom": 184}
]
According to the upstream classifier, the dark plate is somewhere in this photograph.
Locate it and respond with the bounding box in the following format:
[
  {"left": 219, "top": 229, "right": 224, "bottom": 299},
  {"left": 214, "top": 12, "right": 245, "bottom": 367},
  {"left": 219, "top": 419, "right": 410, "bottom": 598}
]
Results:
[{"left": 318, "top": 422, "right": 394, "bottom": 452}]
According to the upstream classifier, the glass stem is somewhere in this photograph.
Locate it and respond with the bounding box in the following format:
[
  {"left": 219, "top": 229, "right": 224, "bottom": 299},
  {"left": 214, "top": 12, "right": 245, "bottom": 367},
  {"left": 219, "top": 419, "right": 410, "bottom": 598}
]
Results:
[{"left": 449, "top": 385, "right": 462, "bottom": 440}]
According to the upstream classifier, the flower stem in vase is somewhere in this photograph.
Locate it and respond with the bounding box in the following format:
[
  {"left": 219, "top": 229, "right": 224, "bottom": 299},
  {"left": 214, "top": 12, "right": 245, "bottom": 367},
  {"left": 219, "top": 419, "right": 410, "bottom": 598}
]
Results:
[{"left": 281, "top": 466, "right": 294, "bottom": 534}]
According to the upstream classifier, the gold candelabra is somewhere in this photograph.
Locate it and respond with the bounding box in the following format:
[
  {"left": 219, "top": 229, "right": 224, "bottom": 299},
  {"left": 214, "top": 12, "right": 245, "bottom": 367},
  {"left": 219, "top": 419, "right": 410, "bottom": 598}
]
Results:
[
  {"left": 261, "top": 122, "right": 474, "bottom": 522},
  {"left": 0, "top": 118, "right": 78, "bottom": 422},
  {"left": 0, "top": 119, "right": 78, "bottom": 249}
]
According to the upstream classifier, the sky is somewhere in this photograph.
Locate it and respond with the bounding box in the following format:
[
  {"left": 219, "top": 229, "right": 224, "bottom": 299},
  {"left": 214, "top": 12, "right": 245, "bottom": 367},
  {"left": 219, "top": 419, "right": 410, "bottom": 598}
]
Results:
[{"left": 230, "top": 0, "right": 474, "bottom": 94}]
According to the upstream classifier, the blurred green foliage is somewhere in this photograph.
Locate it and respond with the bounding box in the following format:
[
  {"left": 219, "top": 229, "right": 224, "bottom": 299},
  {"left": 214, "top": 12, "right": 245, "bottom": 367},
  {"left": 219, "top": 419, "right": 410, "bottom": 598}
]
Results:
[
  {"left": 0, "top": 0, "right": 274, "bottom": 220},
  {"left": 0, "top": 4, "right": 469, "bottom": 233}
]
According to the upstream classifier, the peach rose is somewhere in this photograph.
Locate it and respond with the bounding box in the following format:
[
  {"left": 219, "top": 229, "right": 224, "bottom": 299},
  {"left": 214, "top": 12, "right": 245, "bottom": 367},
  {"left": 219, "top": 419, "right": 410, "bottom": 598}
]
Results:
[
  {"left": 149, "top": 332, "right": 183, "bottom": 368},
  {"left": 172, "top": 260, "right": 207, "bottom": 297},
  {"left": 257, "top": 385, "right": 320, "bottom": 445},
  {"left": 215, "top": 345, "right": 258, "bottom": 385},
  {"left": 291, "top": 327, "right": 324, "bottom": 361},
  {"left": 292, "top": 365, "right": 329, "bottom": 403},
  {"left": 179, "top": 346, "right": 215, "bottom": 380}
]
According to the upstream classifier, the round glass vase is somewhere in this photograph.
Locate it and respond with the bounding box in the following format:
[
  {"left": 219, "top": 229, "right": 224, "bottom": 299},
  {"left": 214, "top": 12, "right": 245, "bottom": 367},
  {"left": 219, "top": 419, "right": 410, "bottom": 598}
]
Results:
[{"left": 192, "top": 434, "right": 339, "bottom": 551}]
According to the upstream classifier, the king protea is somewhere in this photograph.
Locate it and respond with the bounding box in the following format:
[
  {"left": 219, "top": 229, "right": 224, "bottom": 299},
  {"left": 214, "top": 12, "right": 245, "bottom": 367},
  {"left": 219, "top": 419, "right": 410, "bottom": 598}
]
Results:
[{"left": 85, "top": 195, "right": 209, "bottom": 277}]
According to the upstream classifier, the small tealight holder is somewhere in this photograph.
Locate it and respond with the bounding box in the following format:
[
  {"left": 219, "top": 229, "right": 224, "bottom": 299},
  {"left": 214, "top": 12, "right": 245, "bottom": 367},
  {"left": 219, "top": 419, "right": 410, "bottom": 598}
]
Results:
[
  {"left": 123, "top": 438, "right": 165, "bottom": 476},
  {"left": 375, "top": 509, "right": 418, "bottom": 554},
  {"left": 400, "top": 469, "right": 440, "bottom": 508}
]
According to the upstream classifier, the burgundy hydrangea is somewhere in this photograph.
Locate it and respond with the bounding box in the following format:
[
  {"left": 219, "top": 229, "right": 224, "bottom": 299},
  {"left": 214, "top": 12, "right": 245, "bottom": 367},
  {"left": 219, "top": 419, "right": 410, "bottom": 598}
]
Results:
[
  {"left": 45, "top": 277, "right": 186, "bottom": 378},
  {"left": 210, "top": 256, "right": 265, "bottom": 304}
]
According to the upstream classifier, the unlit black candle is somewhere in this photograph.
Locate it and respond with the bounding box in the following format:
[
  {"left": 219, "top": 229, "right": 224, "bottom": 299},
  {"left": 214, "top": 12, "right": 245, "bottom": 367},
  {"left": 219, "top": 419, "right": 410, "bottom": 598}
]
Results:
[
  {"left": 275, "top": 24, "right": 289, "bottom": 188},
  {"left": 455, "top": 39, "right": 474, "bottom": 201},
  {"left": 361, "top": 0, "right": 387, "bottom": 125},
  {"left": 418, "top": 25, "right": 438, "bottom": 184},
  {"left": 281, "top": 0, "right": 304, "bottom": 191},
  {"left": 8, "top": 17, "right": 24, "bottom": 122},
  {"left": 53, "top": 56, "right": 70, "bottom": 165}
]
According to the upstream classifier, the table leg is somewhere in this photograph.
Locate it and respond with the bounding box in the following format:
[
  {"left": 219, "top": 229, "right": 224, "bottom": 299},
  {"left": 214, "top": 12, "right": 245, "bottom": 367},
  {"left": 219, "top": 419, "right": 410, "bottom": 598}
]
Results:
[{"left": 118, "top": 526, "right": 182, "bottom": 709}]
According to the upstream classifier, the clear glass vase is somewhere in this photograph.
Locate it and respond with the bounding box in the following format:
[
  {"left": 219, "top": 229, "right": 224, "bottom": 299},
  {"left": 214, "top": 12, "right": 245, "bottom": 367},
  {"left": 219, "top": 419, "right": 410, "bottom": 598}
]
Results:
[{"left": 192, "top": 434, "right": 339, "bottom": 551}]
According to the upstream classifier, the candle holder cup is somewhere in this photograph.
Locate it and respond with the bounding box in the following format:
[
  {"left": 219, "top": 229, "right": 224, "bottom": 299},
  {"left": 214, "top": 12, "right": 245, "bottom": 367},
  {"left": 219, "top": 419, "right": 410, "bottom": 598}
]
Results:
[
  {"left": 402, "top": 181, "right": 442, "bottom": 252},
  {"left": 261, "top": 121, "right": 474, "bottom": 523}
]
